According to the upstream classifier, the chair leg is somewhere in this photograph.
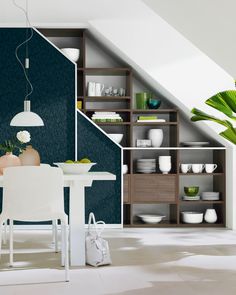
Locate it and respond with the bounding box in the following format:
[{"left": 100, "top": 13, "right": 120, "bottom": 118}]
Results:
[
  {"left": 53, "top": 220, "right": 58, "bottom": 253},
  {"left": 3, "top": 220, "right": 7, "bottom": 245},
  {"left": 61, "top": 223, "right": 65, "bottom": 267},
  {"left": 9, "top": 219, "right": 13, "bottom": 267},
  {"left": 0, "top": 220, "right": 3, "bottom": 259},
  {"left": 63, "top": 223, "right": 69, "bottom": 282}
]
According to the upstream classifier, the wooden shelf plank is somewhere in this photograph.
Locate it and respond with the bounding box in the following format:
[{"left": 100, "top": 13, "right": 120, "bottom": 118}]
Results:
[
  {"left": 85, "top": 109, "right": 131, "bottom": 112},
  {"left": 123, "top": 147, "right": 226, "bottom": 150},
  {"left": 78, "top": 67, "right": 131, "bottom": 75},
  {"left": 81, "top": 96, "right": 131, "bottom": 101},
  {"left": 179, "top": 223, "right": 224, "bottom": 227},
  {"left": 180, "top": 200, "right": 224, "bottom": 204},
  {"left": 133, "top": 122, "right": 178, "bottom": 126},
  {"left": 179, "top": 173, "right": 224, "bottom": 176},
  {"left": 94, "top": 122, "right": 130, "bottom": 126},
  {"left": 132, "top": 109, "right": 178, "bottom": 113}
]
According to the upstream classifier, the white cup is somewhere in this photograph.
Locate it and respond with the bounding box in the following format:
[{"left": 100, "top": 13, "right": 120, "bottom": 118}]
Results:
[
  {"left": 95, "top": 83, "right": 105, "bottom": 96},
  {"left": 205, "top": 164, "right": 217, "bottom": 173},
  {"left": 180, "top": 164, "right": 191, "bottom": 173},
  {"left": 192, "top": 164, "right": 205, "bottom": 173},
  {"left": 87, "top": 82, "right": 96, "bottom": 96}
]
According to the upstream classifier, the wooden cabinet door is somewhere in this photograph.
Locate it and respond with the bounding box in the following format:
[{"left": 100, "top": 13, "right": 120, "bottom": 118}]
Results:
[
  {"left": 123, "top": 175, "right": 130, "bottom": 203},
  {"left": 132, "top": 174, "right": 176, "bottom": 202}
]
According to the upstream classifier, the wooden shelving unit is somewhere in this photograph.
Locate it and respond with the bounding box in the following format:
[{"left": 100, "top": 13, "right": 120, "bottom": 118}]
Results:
[{"left": 38, "top": 28, "right": 226, "bottom": 228}]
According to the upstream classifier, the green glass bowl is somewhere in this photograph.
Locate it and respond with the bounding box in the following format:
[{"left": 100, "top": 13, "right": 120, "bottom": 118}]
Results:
[{"left": 184, "top": 186, "right": 199, "bottom": 196}]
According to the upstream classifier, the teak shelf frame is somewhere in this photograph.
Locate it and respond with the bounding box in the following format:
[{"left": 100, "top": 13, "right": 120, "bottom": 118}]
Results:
[{"left": 38, "top": 28, "right": 226, "bottom": 228}]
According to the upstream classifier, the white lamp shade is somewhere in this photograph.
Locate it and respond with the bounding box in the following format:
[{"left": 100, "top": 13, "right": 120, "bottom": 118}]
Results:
[{"left": 10, "top": 111, "right": 44, "bottom": 126}]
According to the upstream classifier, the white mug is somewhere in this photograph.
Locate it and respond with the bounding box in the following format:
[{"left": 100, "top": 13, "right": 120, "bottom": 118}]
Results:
[
  {"left": 192, "top": 164, "right": 205, "bottom": 173},
  {"left": 205, "top": 164, "right": 217, "bottom": 173},
  {"left": 87, "top": 82, "right": 96, "bottom": 96},
  {"left": 180, "top": 164, "right": 191, "bottom": 174},
  {"left": 95, "top": 83, "right": 105, "bottom": 96}
]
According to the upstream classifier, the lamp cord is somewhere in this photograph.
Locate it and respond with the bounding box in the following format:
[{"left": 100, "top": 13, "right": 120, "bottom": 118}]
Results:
[{"left": 13, "top": 0, "right": 34, "bottom": 101}]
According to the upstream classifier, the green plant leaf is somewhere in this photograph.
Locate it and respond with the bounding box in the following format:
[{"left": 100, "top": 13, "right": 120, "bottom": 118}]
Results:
[
  {"left": 206, "top": 90, "right": 236, "bottom": 119},
  {"left": 220, "top": 127, "right": 236, "bottom": 144},
  {"left": 191, "top": 108, "right": 233, "bottom": 128}
]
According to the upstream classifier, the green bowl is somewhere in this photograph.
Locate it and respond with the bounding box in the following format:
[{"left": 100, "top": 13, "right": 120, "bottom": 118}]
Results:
[{"left": 184, "top": 186, "right": 199, "bottom": 196}]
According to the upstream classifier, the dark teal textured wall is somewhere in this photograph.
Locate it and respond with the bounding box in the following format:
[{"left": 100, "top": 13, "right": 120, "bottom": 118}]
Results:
[
  {"left": 77, "top": 112, "right": 121, "bottom": 224},
  {"left": 0, "top": 28, "right": 75, "bottom": 218},
  {"left": 0, "top": 28, "right": 121, "bottom": 224}
]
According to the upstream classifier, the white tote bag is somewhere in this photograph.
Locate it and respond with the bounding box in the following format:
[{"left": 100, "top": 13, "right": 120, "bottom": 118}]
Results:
[{"left": 86, "top": 212, "right": 112, "bottom": 267}]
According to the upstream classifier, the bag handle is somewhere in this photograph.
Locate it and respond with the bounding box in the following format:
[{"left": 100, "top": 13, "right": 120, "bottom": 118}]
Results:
[{"left": 88, "top": 212, "right": 105, "bottom": 236}]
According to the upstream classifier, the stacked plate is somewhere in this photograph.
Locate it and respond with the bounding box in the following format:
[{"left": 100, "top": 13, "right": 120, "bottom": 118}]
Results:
[
  {"left": 137, "top": 159, "right": 156, "bottom": 173},
  {"left": 201, "top": 192, "right": 220, "bottom": 201},
  {"left": 183, "top": 195, "right": 200, "bottom": 201}
]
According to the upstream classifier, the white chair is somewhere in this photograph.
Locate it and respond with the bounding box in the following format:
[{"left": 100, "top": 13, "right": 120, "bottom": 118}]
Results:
[
  {"left": 0, "top": 166, "right": 69, "bottom": 282},
  {"left": 2, "top": 164, "right": 59, "bottom": 251}
]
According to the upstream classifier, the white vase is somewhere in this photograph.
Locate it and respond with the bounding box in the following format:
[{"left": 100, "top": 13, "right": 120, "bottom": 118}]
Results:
[
  {"left": 204, "top": 209, "right": 217, "bottom": 223},
  {"left": 159, "top": 156, "right": 171, "bottom": 174},
  {"left": 147, "top": 129, "right": 163, "bottom": 147}
]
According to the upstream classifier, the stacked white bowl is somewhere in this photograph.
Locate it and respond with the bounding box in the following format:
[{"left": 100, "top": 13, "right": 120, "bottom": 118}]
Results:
[{"left": 137, "top": 159, "right": 156, "bottom": 173}]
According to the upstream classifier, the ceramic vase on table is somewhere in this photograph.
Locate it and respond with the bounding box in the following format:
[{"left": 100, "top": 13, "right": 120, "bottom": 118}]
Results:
[
  {"left": 204, "top": 209, "right": 217, "bottom": 223},
  {"left": 19, "top": 145, "right": 40, "bottom": 166},
  {"left": 0, "top": 152, "right": 21, "bottom": 174},
  {"left": 159, "top": 156, "right": 171, "bottom": 174},
  {"left": 147, "top": 129, "right": 163, "bottom": 147}
]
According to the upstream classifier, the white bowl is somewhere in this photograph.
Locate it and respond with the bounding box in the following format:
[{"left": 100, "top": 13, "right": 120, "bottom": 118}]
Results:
[
  {"left": 54, "top": 162, "right": 96, "bottom": 174},
  {"left": 123, "top": 164, "right": 128, "bottom": 174},
  {"left": 181, "top": 211, "right": 203, "bottom": 224},
  {"left": 137, "top": 214, "right": 165, "bottom": 224},
  {"left": 61, "top": 48, "right": 80, "bottom": 62},
  {"left": 107, "top": 133, "right": 123, "bottom": 144}
]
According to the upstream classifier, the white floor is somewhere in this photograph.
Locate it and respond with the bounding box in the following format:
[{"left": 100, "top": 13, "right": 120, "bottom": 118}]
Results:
[{"left": 1, "top": 228, "right": 236, "bottom": 295}]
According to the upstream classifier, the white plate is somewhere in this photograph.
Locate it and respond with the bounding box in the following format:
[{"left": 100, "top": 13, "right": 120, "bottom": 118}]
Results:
[{"left": 182, "top": 141, "right": 210, "bottom": 147}]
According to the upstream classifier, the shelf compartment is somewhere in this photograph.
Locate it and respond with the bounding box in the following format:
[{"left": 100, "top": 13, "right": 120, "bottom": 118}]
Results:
[
  {"left": 82, "top": 96, "right": 131, "bottom": 101},
  {"left": 179, "top": 203, "right": 225, "bottom": 226},
  {"left": 98, "top": 125, "right": 131, "bottom": 147},
  {"left": 132, "top": 174, "right": 177, "bottom": 203},
  {"left": 132, "top": 203, "right": 178, "bottom": 225},
  {"left": 132, "top": 125, "right": 178, "bottom": 147},
  {"left": 132, "top": 109, "right": 178, "bottom": 113}
]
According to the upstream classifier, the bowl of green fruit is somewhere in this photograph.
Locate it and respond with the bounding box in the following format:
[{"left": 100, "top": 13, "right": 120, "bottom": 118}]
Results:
[{"left": 54, "top": 158, "right": 96, "bottom": 174}]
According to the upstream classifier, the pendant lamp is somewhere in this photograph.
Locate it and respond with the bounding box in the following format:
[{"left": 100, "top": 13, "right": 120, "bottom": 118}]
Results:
[{"left": 10, "top": 0, "right": 44, "bottom": 127}]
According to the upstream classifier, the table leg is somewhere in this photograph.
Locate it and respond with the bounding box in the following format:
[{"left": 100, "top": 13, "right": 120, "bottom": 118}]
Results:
[{"left": 69, "top": 182, "right": 86, "bottom": 266}]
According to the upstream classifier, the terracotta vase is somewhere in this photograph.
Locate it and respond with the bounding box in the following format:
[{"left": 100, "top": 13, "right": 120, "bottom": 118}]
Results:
[
  {"left": 0, "top": 152, "right": 21, "bottom": 174},
  {"left": 19, "top": 145, "right": 40, "bottom": 166}
]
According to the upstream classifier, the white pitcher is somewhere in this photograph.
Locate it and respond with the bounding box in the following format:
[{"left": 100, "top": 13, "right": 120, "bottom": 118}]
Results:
[
  {"left": 95, "top": 83, "right": 105, "bottom": 96},
  {"left": 87, "top": 82, "right": 96, "bottom": 96}
]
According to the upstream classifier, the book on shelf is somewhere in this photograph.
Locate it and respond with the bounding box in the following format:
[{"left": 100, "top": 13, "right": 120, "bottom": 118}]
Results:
[{"left": 136, "top": 119, "right": 166, "bottom": 122}]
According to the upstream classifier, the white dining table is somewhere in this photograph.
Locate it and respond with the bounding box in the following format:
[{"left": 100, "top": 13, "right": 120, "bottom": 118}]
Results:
[{"left": 0, "top": 171, "right": 116, "bottom": 266}]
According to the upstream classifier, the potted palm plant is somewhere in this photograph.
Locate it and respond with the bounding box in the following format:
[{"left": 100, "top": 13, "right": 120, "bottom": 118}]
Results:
[{"left": 191, "top": 90, "right": 236, "bottom": 144}]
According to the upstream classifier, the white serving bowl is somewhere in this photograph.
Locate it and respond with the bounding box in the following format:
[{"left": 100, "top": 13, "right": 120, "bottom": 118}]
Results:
[
  {"left": 181, "top": 211, "right": 203, "bottom": 224},
  {"left": 137, "top": 214, "right": 165, "bottom": 224},
  {"left": 107, "top": 133, "right": 123, "bottom": 144},
  {"left": 61, "top": 48, "right": 80, "bottom": 62},
  {"left": 54, "top": 162, "right": 96, "bottom": 174}
]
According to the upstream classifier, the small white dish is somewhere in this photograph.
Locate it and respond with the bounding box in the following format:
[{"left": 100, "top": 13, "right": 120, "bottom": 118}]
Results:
[
  {"left": 107, "top": 133, "right": 123, "bottom": 144},
  {"left": 137, "top": 214, "right": 165, "bottom": 224},
  {"left": 61, "top": 48, "right": 80, "bottom": 62},
  {"left": 54, "top": 162, "right": 96, "bottom": 174}
]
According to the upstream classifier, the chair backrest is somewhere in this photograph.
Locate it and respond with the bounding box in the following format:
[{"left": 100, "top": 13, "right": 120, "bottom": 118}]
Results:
[{"left": 2, "top": 166, "right": 64, "bottom": 221}]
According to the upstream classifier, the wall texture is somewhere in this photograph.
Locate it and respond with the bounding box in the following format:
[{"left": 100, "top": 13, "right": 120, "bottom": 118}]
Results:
[{"left": 77, "top": 112, "right": 121, "bottom": 224}]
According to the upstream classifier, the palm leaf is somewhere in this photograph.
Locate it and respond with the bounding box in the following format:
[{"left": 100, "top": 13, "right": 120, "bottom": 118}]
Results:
[
  {"left": 206, "top": 90, "right": 236, "bottom": 119},
  {"left": 191, "top": 108, "right": 233, "bottom": 129},
  {"left": 220, "top": 127, "right": 236, "bottom": 144}
]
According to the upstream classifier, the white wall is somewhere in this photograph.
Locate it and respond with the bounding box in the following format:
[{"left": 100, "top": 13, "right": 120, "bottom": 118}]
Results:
[{"left": 143, "top": 0, "right": 236, "bottom": 78}]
